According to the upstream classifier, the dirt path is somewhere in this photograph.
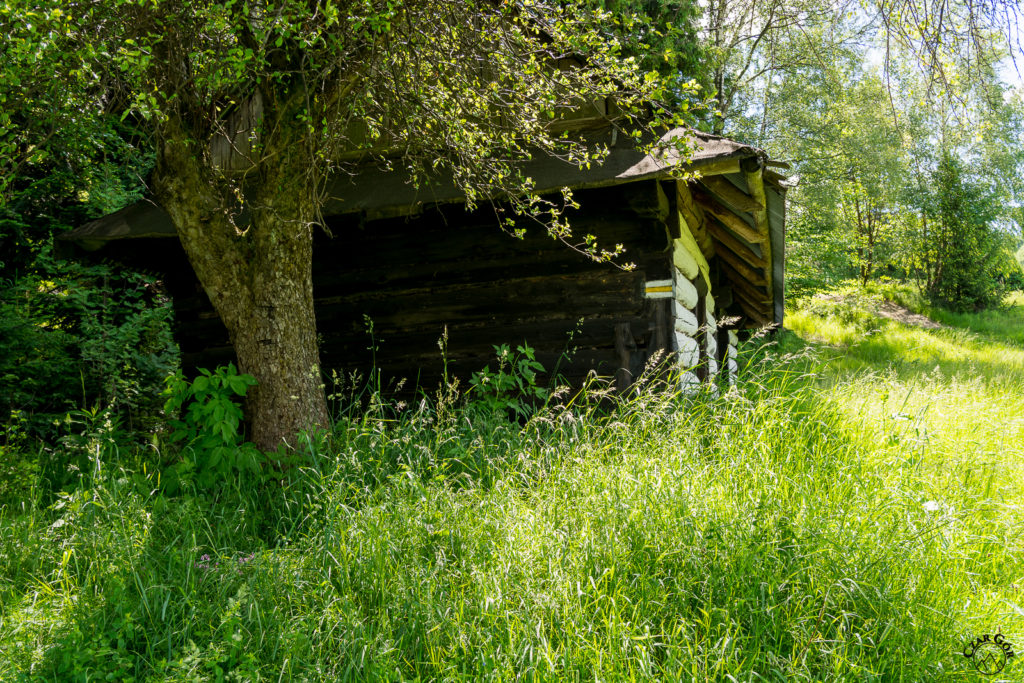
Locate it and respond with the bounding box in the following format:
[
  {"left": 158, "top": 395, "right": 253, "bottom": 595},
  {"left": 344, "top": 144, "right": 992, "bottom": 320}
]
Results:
[
  {"left": 814, "top": 293, "right": 945, "bottom": 329},
  {"left": 875, "top": 300, "right": 945, "bottom": 329}
]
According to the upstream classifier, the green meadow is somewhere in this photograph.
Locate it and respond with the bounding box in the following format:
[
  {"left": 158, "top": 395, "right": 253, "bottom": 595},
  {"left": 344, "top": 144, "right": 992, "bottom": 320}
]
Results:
[{"left": 1, "top": 286, "right": 1022, "bottom": 681}]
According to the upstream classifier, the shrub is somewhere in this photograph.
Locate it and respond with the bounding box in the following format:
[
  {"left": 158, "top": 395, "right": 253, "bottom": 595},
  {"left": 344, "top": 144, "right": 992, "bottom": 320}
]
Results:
[
  {"left": 161, "top": 364, "right": 264, "bottom": 492},
  {"left": 468, "top": 343, "right": 549, "bottom": 419},
  {"left": 0, "top": 247, "right": 178, "bottom": 439}
]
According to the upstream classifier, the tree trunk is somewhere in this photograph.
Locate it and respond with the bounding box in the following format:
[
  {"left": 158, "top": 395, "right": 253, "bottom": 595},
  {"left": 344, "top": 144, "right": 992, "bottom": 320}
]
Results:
[
  {"left": 152, "top": 121, "right": 329, "bottom": 452},
  {"left": 713, "top": 67, "right": 727, "bottom": 135},
  {"left": 865, "top": 209, "right": 875, "bottom": 286},
  {"left": 853, "top": 192, "right": 869, "bottom": 285},
  {"left": 231, "top": 204, "right": 328, "bottom": 451},
  {"left": 921, "top": 210, "right": 932, "bottom": 292}
]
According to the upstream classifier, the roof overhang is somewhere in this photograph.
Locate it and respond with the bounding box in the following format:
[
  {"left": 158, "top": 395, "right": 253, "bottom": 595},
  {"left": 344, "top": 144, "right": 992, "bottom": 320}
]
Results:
[
  {"left": 65, "top": 125, "right": 786, "bottom": 326},
  {"left": 66, "top": 127, "right": 770, "bottom": 241}
]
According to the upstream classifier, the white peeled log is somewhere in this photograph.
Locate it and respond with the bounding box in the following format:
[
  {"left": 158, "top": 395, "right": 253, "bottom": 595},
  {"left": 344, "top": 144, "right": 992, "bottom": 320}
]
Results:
[
  {"left": 673, "top": 239, "right": 700, "bottom": 280},
  {"left": 675, "top": 332, "right": 699, "bottom": 366},
  {"left": 708, "top": 359, "right": 719, "bottom": 377},
  {"left": 706, "top": 333, "right": 718, "bottom": 359},
  {"left": 727, "top": 359, "right": 739, "bottom": 374},
  {"left": 727, "top": 330, "right": 739, "bottom": 347},
  {"left": 673, "top": 268, "right": 699, "bottom": 309},
  {"left": 680, "top": 371, "right": 700, "bottom": 393},
  {"left": 727, "top": 343, "right": 737, "bottom": 361},
  {"left": 705, "top": 294, "right": 717, "bottom": 332},
  {"left": 673, "top": 301, "right": 699, "bottom": 336}
]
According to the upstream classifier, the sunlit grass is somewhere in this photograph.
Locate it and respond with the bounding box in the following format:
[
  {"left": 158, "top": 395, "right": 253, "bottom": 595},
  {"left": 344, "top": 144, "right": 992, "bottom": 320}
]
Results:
[
  {"left": 783, "top": 287, "right": 1024, "bottom": 668},
  {"left": 0, "top": 285, "right": 1022, "bottom": 680}
]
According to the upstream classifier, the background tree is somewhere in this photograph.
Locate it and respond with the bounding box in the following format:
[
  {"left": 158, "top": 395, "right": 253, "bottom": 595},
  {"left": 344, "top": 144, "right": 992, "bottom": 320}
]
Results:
[
  {"left": 921, "top": 151, "right": 1005, "bottom": 310},
  {"left": 708, "top": 0, "right": 1024, "bottom": 300},
  {"left": 699, "top": 0, "right": 868, "bottom": 135},
  {"left": 583, "top": 0, "right": 707, "bottom": 108}
]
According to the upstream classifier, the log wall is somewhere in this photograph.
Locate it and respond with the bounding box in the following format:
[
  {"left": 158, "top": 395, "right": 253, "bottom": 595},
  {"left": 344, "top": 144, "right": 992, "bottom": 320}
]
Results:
[
  {"left": 106, "top": 184, "right": 676, "bottom": 395},
  {"left": 658, "top": 179, "right": 743, "bottom": 389},
  {"left": 100, "top": 172, "right": 771, "bottom": 396}
]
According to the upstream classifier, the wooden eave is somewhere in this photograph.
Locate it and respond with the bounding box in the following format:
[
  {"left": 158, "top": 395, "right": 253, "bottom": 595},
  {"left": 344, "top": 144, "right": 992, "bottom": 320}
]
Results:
[
  {"left": 66, "top": 126, "right": 764, "bottom": 241},
  {"left": 688, "top": 166, "right": 786, "bottom": 328}
]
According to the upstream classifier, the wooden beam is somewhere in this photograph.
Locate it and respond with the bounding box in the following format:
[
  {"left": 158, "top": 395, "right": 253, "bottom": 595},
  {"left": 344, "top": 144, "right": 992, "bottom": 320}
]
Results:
[
  {"left": 736, "top": 298, "right": 771, "bottom": 327},
  {"left": 717, "top": 245, "right": 767, "bottom": 289},
  {"left": 704, "top": 217, "right": 767, "bottom": 271},
  {"left": 720, "top": 260, "right": 772, "bottom": 306},
  {"left": 630, "top": 180, "right": 671, "bottom": 220},
  {"left": 743, "top": 159, "right": 774, "bottom": 310},
  {"left": 615, "top": 322, "right": 637, "bottom": 393},
  {"left": 653, "top": 298, "right": 670, "bottom": 358},
  {"left": 690, "top": 186, "right": 766, "bottom": 245},
  {"left": 548, "top": 115, "right": 617, "bottom": 134},
  {"left": 727, "top": 272, "right": 771, "bottom": 310},
  {"left": 686, "top": 156, "right": 742, "bottom": 177},
  {"left": 700, "top": 176, "right": 763, "bottom": 213},
  {"left": 732, "top": 280, "right": 772, "bottom": 311},
  {"left": 695, "top": 276, "right": 709, "bottom": 382},
  {"left": 210, "top": 93, "right": 263, "bottom": 172}
]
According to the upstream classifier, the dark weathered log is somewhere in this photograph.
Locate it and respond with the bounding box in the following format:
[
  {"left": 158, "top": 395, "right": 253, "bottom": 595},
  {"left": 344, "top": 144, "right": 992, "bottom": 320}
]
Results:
[
  {"left": 716, "top": 246, "right": 768, "bottom": 289},
  {"left": 704, "top": 217, "right": 767, "bottom": 271},
  {"left": 730, "top": 280, "right": 773, "bottom": 320},
  {"left": 690, "top": 186, "right": 766, "bottom": 245},
  {"left": 700, "top": 175, "right": 762, "bottom": 213},
  {"left": 614, "top": 322, "right": 638, "bottom": 392},
  {"left": 736, "top": 297, "right": 771, "bottom": 327},
  {"left": 627, "top": 181, "right": 671, "bottom": 220},
  {"left": 742, "top": 158, "right": 774, "bottom": 308},
  {"left": 716, "top": 326, "right": 731, "bottom": 365},
  {"left": 721, "top": 261, "right": 772, "bottom": 307},
  {"left": 105, "top": 178, "right": 778, "bottom": 403}
]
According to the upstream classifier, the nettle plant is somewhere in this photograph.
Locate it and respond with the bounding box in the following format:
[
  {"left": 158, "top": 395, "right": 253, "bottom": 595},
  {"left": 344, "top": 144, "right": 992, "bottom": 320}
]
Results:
[
  {"left": 162, "top": 364, "right": 262, "bottom": 490},
  {"left": 469, "top": 343, "right": 549, "bottom": 419}
]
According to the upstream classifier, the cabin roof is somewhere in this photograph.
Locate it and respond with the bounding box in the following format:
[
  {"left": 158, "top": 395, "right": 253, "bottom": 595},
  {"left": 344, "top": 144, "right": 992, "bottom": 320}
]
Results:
[
  {"left": 66, "top": 125, "right": 786, "bottom": 327},
  {"left": 65, "top": 127, "right": 774, "bottom": 242}
]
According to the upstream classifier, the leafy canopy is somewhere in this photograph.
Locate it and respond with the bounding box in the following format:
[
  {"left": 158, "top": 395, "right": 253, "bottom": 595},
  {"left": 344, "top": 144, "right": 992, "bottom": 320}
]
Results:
[{"left": 1, "top": 0, "right": 694, "bottom": 237}]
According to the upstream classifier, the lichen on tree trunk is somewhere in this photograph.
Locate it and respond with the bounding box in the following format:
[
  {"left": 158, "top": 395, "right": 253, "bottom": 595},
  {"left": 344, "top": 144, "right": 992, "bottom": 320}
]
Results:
[{"left": 152, "top": 120, "right": 329, "bottom": 452}]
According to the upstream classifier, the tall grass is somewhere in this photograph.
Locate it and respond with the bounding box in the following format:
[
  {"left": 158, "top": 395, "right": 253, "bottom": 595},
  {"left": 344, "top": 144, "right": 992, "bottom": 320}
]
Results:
[{"left": 1, "top": 292, "right": 1022, "bottom": 680}]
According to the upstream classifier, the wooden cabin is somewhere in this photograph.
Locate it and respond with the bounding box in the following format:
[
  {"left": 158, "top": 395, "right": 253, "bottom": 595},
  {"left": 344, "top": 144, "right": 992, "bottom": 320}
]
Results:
[{"left": 66, "top": 126, "right": 786, "bottom": 394}]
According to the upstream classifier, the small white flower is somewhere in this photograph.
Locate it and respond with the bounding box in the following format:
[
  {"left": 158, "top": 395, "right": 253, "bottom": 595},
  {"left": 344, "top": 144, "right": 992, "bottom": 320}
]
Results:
[{"left": 922, "top": 500, "right": 942, "bottom": 512}]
